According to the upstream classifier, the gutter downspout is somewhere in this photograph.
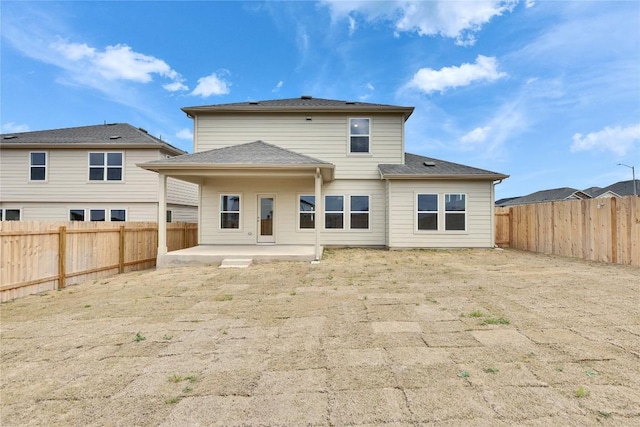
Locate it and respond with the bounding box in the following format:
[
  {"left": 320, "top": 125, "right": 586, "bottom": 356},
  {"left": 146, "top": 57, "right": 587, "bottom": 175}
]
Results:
[{"left": 491, "top": 179, "right": 504, "bottom": 248}]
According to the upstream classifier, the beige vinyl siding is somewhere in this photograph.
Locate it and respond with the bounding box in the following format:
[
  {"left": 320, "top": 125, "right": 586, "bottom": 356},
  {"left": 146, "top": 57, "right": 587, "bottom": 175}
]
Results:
[
  {"left": 0, "top": 148, "right": 159, "bottom": 203},
  {"left": 199, "top": 177, "right": 386, "bottom": 246},
  {"left": 0, "top": 202, "right": 158, "bottom": 221},
  {"left": 168, "top": 204, "right": 198, "bottom": 223},
  {"left": 167, "top": 177, "right": 199, "bottom": 206},
  {"left": 321, "top": 180, "right": 386, "bottom": 246},
  {"left": 195, "top": 113, "right": 405, "bottom": 180},
  {"left": 387, "top": 180, "right": 495, "bottom": 248}
]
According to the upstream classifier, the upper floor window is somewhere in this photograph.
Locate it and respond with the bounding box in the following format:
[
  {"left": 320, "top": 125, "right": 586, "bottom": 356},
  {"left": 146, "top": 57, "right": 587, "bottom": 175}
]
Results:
[
  {"left": 299, "top": 195, "right": 316, "bottom": 229},
  {"left": 349, "top": 118, "right": 370, "bottom": 153},
  {"left": 445, "top": 194, "right": 466, "bottom": 231},
  {"left": 89, "top": 152, "right": 123, "bottom": 181},
  {"left": 30, "top": 152, "right": 47, "bottom": 181}
]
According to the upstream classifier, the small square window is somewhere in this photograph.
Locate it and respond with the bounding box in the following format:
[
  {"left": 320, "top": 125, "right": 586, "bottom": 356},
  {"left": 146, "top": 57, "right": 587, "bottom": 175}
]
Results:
[
  {"left": 70, "top": 209, "right": 85, "bottom": 221},
  {"left": 110, "top": 209, "right": 126, "bottom": 221},
  {"left": 90, "top": 209, "right": 106, "bottom": 221}
]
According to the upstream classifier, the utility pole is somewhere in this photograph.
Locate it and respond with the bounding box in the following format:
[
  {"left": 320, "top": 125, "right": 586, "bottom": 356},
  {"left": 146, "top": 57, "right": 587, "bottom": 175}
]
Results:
[{"left": 617, "top": 163, "right": 637, "bottom": 196}]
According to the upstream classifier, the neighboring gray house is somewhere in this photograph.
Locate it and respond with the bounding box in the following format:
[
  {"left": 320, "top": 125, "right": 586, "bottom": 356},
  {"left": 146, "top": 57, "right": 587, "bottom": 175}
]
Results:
[
  {"left": 0, "top": 123, "right": 198, "bottom": 222},
  {"left": 588, "top": 180, "right": 639, "bottom": 198},
  {"left": 139, "top": 96, "right": 508, "bottom": 260},
  {"left": 496, "top": 187, "right": 591, "bottom": 207}
]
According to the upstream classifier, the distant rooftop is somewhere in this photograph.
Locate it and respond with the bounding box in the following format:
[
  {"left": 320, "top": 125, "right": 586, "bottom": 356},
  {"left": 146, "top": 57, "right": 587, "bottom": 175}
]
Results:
[{"left": 0, "top": 123, "right": 186, "bottom": 155}]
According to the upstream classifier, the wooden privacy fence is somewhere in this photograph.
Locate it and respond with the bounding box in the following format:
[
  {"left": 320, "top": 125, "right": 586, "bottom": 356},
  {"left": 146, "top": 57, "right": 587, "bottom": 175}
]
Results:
[
  {"left": 0, "top": 221, "right": 197, "bottom": 301},
  {"left": 495, "top": 196, "right": 639, "bottom": 267}
]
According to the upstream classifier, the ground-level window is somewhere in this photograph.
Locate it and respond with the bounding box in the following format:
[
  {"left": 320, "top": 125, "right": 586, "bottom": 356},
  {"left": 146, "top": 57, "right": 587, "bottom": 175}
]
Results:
[
  {"left": 90, "top": 209, "right": 106, "bottom": 221},
  {"left": 325, "top": 195, "right": 344, "bottom": 229},
  {"left": 30, "top": 152, "right": 47, "bottom": 181},
  {"left": 0, "top": 209, "right": 21, "bottom": 221},
  {"left": 89, "top": 152, "right": 123, "bottom": 181},
  {"left": 220, "top": 195, "right": 240, "bottom": 229},
  {"left": 350, "top": 195, "right": 369, "bottom": 229},
  {"left": 166, "top": 210, "right": 173, "bottom": 223},
  {"left": 445, "top": 194, "right": 466, "bottom": 231},
  {"left": 70, "top": 209, "right": 85, "bottom": 221},
  {"left": 110, "top": 209, "right": 126, "bottom": 221},
  {"left": 299, "top": 195, "right": 315, "bottom": 229},
  {"left": 417, "top": 194, "right": 438, "bottom": 231}
]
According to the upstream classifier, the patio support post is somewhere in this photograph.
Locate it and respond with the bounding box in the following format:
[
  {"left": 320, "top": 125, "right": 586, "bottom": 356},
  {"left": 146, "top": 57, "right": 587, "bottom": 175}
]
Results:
[
  {"left": 158, "top": 172, "right": 168, "bottom": 256},
  {"left": 315, "top": 168, "right": 322, "bottom": 261}
]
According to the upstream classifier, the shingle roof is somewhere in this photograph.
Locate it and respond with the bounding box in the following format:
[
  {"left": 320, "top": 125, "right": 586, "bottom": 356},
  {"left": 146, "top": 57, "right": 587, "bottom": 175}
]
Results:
[
  {"left": 498, "top": 187, "right": 591, "bottom": 206},
  {"left": 379, "top": 153, "right": 508, "bottom": 180},
  {"left": 0, "top": 123, "right": 185, "bottom": 154},
  {"left": 143, "top": 140, "right": 332, "bottom": 166},
  {"left": 182, "top": 96, "right": 414, "bottom": 119},
  {"left": 589, "top": 180, "right": 639, "bottom": 197}
]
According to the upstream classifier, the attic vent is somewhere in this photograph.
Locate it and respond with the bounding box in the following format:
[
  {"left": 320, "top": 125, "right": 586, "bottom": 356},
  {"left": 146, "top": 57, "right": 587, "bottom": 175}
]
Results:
[
  {"left": 249, "top": 101, "right": 259, "bottom": 105},
  {"left": 345, "top": 101, "right": 355, "bottom": 105},
  {"left": 301, "top": 95, "right": 313, "bottom": 99},
  {"left": 3, "top": 135, "right": 17, "bottom": 140},
  {"left": 138, "top": 127, "right": 148, "bottom": 133},
  {"left": 423, "top": 161, "right": 436, "bottom": 167},
  {"left": 109, "top": 136, "right": 121, "bottom": 140}
]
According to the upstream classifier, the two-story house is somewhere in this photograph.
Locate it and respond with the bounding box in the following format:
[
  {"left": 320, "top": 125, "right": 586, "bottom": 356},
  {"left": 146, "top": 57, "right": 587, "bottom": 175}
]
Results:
[
  {"left": 0, "top": 123, "right": 198, "bottom": 222},
  {"left": 139, "top": 97, "right": 508, "bottom": 262}
]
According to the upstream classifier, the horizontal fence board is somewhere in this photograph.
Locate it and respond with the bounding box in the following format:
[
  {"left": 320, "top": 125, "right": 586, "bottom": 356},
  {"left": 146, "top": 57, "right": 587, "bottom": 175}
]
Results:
[
  {"left": 495, "top": 196, "right": 639, "bottom": 267},
  {"left": 0, "top": 221, "right": 197, "bottom": 301}
]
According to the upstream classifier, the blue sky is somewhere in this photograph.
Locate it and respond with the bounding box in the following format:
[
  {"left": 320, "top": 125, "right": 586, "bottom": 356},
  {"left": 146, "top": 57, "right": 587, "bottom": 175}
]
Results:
[{"left": 2, "top": 0, "right": 639, "bottom": 199}]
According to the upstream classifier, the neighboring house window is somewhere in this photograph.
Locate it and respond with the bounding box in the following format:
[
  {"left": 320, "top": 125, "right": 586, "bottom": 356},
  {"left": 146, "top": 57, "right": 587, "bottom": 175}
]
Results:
[
  {"left": 90, "top": 209, "right": 106, "bottom": 221},
  {"left": 1, "top": 209, "right": 21, "bottom": 221},
  {"left": 349, "top": 118, "right": 370, "bottom": 153},
  {"left": 166, "top": 210, "right": 173, "bottom": 223},
  {"left": 445, "top": 193, "right": 466, "bottom": 231},
  {"left": 89, "top": 152, "right": 123, "bottom": 181},
  {"left": 417, "top": 194, "right": 438, "bottom": 231},
  {"left": 350, "top": 195, "right": 369, "bottom": 229},
  {"left": 110, "top": 209, "right": 126, "bottom": 221},
  {"left": 70, "top": 209, "right": 85, "bottom": 221},
  {"left": 299, "top": 195, "right": 315, "bottom": 229},
  {"left": 30, "top": 152, "right": 47, "bottom": 181},
  {"left": 325, "top": 195, "right": 344, "bottom": 229},
  {"left": 220, "top": 195, "right": 240, "bottom": 229}
]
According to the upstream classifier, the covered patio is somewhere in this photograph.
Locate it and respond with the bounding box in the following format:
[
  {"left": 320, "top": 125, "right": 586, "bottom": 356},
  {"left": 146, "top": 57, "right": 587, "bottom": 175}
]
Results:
[{"left": 156, "top": 244, "right": 321, "bottom": 268}]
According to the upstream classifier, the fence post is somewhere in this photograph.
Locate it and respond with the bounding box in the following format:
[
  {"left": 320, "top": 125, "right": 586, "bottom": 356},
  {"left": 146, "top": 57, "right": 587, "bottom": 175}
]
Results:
[
  {"left": 508, "top": 208, "right": 513, "bottom": 248},
  {"left": 183, "top": 223, "right": 188, "bottom": 249},
  {"left": 610, "top": 197, "right": 618, "bottom": 264},
  {"left": 58, "top": 226, "right": 66, "bottom": 289},
  {"left": 119, "top": 225, "right": 125, "bottom": 274}
]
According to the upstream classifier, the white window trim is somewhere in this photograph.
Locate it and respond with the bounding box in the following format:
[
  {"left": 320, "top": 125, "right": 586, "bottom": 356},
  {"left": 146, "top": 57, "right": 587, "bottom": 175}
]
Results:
[
  {"left": 297, "top": 194, "right": 316, "bottom": 231},
  {"left": 349, "top": 195, "right": 371, "bottom": 231},
  {"left": 444, "top": 193, "right": 467, "bottom": 232},
  {"left": 219, "top": 193, "right": 242, "bottom": 231},
  {"left": 415, "top": 193, "right": 439, "bottom": 233},
  {"left": 0, "top": 208, "right": 22, "bottom": 221},
  {"left": 88, "top": 152, "right": 125, "bottom": 182},
  {"left": 29, "top": 151, "right": 48, "bottom": 182},
  {"left": 347, "top": 117, "right": 372, "bottom": 155},
  {"left": 324, "top": 194, "right": 345, "bottom": 231}
]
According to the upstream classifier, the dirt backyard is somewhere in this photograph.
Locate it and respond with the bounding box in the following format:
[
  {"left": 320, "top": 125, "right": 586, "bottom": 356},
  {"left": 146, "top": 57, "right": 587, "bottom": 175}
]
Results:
[{"left": 1, "top": 248, "right": 639, "bottom": 426}]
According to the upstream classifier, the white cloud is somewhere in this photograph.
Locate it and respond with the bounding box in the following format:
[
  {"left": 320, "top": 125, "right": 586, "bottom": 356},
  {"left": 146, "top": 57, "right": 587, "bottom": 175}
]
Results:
[
  {"left": 2, "top": 122, "right": 30, "bottom": 133},
  {"left": 272, "top": 80, "right": 284, "bottom": 93},
  {"left": 176, "top": 128, "right": 193, "bottom": 140},
  {"left": 191, "top": 72, "right": 231, "bottom": 97},
  {"left": 321, "top": 0, "right": 517, "bottom": 45},
  {"left": 525, "top": 0, "right": 536, "bottom": 8},
  {"left": 49, "top": 40, "right": 186, "bottom": 90},
  {"left": 407, "top": 55, "right": 507, "bottom": 94},
  {"left": 460, "top": 126, "right": 491, "bottom": 145},
  {"left": 571, "top": 124, "right": 640, "bottom": 156}
]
